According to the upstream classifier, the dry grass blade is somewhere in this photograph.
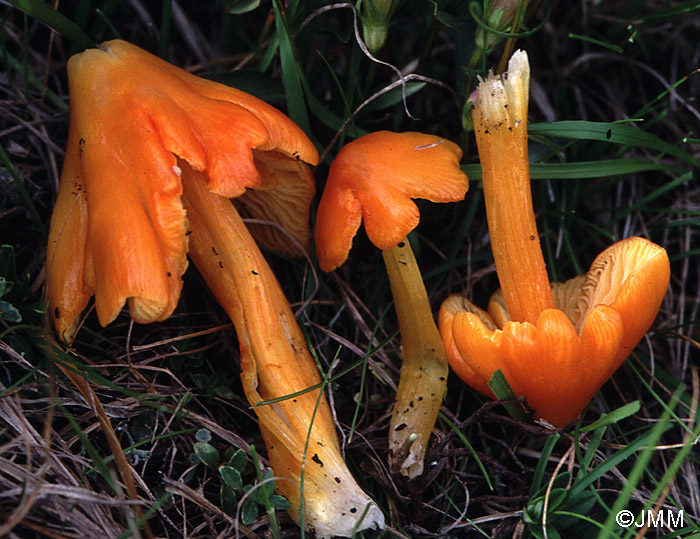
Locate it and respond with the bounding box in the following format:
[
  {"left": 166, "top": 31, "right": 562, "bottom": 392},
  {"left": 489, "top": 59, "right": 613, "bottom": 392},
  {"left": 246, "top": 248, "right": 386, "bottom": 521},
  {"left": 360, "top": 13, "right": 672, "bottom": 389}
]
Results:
[
  {"left": 0, "top": 380, "right": 125, "bottom": 537},
  {"left": 41, "top": 330, "right": 155, "bottom": 538}
]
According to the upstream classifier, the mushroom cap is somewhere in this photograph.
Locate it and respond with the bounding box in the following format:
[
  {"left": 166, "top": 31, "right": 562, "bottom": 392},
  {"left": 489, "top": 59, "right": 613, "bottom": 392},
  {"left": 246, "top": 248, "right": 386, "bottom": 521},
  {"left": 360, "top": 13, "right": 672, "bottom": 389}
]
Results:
[
  {"left": 439, "top": 237, "right": 670, "bottom": 426},
  {"left": 47, "top": 40, "right": 318, "bottom": 340},
  {"left": 314, "top": 131, "right": 468, "bottom": 272}
]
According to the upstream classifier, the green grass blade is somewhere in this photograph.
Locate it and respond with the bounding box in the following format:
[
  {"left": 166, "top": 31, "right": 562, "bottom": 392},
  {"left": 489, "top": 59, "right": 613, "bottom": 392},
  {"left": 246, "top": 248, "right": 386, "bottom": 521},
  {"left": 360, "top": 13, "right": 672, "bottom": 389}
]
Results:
[
  {"left": 530, "top": 434, "right": 561, "bottom": 496},
  {"left": 528, "top": 121, "right": 700, "bottom": 168},
  {"left": 7, "top": 0, "right": 94, "bottom": 49},
  {"left": 272, "top": 2, "right": 310, "bottom": 134},
  {"left": 440, "top": 413, "right": 493, "bottom": 490},
  {"left": 568, "top": 33, "right": 623, "bottom": 53},
  {"left": 579, "top": 401, "right": 641, "bottom": 433},
  {"left": 568, "top": 419, "right": 673, "bottom": 498},
  {"left": 56, "top": 399, "right": 115, "bottom": 490},
  {"left": 158, "top": 0, "right": 172, "bottom": 60},
  {"left": 637, "top": 0, "right": 700, "bottom": 24},
  {"left": 487, "top": 369, "right": 530, "bottom": 422},
  {"left": 598, "top": 387, "right": 683, "bottom": 539},
  {"left": 612, "top": 171, "right": 694, "bottom": 227},
  {"left": 463, "top": 158, "right": 673, "bottom": 181},
  {"left": 621, "top": 418, "right": 700, "bottom": 539},
  {"left": 0, "top": 52, "right": 68, "bottom": 110}
]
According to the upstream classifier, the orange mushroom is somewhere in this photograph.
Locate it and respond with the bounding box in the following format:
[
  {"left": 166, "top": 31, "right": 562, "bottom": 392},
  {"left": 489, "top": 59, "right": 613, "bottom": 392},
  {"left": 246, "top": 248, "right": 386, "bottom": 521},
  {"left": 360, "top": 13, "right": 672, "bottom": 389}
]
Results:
[
  {"left": 315, "top": 131, "right": 469, "bottom": 478},
  {"left": 438, "top": 50, "right": 670, "bottom": 427},
  {"left": 46, "top": 40, "right": 384, "bottom": 537}
]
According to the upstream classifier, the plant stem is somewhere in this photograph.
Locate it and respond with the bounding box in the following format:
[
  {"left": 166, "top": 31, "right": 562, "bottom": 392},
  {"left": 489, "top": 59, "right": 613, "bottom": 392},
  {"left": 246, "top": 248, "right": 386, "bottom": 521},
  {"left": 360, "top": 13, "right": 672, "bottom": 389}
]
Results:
[
  {"left": 180, "top": 164, "right": 384, "bottom": 536},
  {"left": 383, "top": 238, "right": 448, "bottom": 479},
  {"left": 472, "top": 51, "right": 553, "bottom": 324}
]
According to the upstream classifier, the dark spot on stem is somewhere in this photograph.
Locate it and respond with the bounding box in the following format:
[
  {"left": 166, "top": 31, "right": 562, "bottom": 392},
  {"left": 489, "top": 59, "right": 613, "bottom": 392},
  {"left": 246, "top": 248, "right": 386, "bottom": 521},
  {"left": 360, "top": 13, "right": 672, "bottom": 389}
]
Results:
[
  {"left": 311, "top": 453, "right": 324, "bottom": 467},
  {"left": 394, "top": 423, "right": 407, "bottom": 431},
  {"left": 54, "top": 307, "right": 60, "bottom": 318},
  {"left": 606, "top": 128, "right": 612, "bottom": 139}
]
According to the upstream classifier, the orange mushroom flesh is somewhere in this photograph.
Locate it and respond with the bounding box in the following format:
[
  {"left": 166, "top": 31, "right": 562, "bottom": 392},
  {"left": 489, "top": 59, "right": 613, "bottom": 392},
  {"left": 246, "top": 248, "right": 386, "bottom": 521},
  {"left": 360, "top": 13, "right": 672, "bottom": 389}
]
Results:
[
  {"left": 46, "top": 40, "right": 384, "bottom": 537},
  {"left": 438, "top": 50, "right": 670, "bottom": 427},
  {"left": 47, "top": 39, "right": 317, "bottom": 341},
  {"left": 315, "top": 131, "right": 469, "bottom": 478}
]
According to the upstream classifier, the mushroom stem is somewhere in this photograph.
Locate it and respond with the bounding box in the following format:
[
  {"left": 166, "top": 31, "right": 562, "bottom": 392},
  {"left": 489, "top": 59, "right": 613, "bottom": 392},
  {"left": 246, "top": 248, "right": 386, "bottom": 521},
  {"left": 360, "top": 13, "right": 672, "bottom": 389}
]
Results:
[
  {"left": 180, "top": 165, "right": 384, "bottom": 538},
  {"left": 382, "top": 239, "right": 448, "bottom": 479},
  {"left": 472, "top": 50, "right": 553, "bottom": 324}
]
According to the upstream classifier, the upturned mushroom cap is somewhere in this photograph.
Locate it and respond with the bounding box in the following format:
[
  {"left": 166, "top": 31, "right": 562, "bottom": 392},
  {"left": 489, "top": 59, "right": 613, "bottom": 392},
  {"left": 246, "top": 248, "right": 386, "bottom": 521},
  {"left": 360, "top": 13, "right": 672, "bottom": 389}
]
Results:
[
  {"left": 439, "top": 237, "right": 670, "bottom": 426},
  {"left": 47, "top": 39, "right": 318, "bottom": 341},
  {"left": 314, "top": 131, "right": 468, "bottom": 272}
]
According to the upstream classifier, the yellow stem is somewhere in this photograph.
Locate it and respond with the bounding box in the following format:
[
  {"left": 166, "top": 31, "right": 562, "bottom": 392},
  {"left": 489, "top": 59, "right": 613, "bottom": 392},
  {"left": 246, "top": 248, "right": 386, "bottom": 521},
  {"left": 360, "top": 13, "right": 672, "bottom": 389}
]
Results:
[
  {"left": 180, "top": 166, "right": 383, "bottom": 537},
  {"left": 382, "top": 239, "right": 448, "bottom": 479},
  {"left": 473, "top": 51, "right": 553, "bottom": 324}
]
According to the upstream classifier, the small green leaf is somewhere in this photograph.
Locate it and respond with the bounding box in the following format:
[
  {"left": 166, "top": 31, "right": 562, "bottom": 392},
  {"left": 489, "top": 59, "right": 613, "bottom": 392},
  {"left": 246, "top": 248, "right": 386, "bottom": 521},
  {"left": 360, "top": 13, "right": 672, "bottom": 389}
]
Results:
[
  {"left": 193, "top": 441, "right": 219, "bottom": 469},
  {"left": 245, "top": 484, "right": 264, "bottom": 505},
  {"left": 214, "top": 385, "right": 235, "bottom": 399},
  {"left": 0, "top": 300, "right": 21, "bottom": 323},
  {"left": 191, "top": 374, "right": 208, "bottom": 390},
  {"left": 0, "top": 277, "right": 10, "bottom": 297},
  {"left": 226, "top": 0, "right": 260, "bottom": 15},
  {"left": 523, "top": 498, "right": 544, "bottom": 525},
  {"left": 0, "top": 246, "right": 17, "bottom": 282},
  {"left": 262, "top": 468, "right": 275, "bottom": 496},
  {"left": 222, "top": 446, "right": 235, "bottom": 462},
  {"left": 219, "top": 465, "right": 243, "bottom": 491},
  {"left": 220, "top": 484, "right": 237, "bottom": 514},
  {"left": 228, "top": 448, "right": 247, "bottom": 471},
  {"left": 269, "top": 494, "right": 290, "bottom": 511},
  {"left": 545, "top": 488, "right": 568, "bottom": 511},
  {"left": 195, "top": 429, "right": 211, "bottom": 443},
  {"left": 241, "top": 496, "right": 258, "bottom": 525}
]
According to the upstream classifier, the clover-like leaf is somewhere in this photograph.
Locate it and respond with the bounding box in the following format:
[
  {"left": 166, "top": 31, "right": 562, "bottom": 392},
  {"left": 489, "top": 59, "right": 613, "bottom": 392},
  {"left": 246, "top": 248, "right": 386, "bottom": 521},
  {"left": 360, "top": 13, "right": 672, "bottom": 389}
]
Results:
[{"left": 193, "top": 441, "right": 219, "bottom": 469}]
